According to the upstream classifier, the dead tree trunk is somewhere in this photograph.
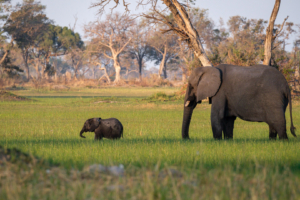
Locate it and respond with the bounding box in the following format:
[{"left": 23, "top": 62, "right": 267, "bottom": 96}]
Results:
[
  {"left": 263, "top": 0, "right": 281, "bottom": 66},
  {"left": 161, "top": 0, "right": 212, "bottom": 67}
]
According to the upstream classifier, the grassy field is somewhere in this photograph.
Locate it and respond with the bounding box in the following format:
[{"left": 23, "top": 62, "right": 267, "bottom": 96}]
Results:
[{"left": 0, "top": 87, "right": 299, "bottom": 199}]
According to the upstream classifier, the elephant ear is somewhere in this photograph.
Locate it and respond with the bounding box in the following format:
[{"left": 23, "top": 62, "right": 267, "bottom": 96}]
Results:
[
  {"left": 87, "top": 118, "right": 94, "bottom": 126},
  {"left": 92, "top": 118, "right": 101, "bottom": 126},
  {"left": 196, "top": 67, "right": 221, "bottom": 102}
]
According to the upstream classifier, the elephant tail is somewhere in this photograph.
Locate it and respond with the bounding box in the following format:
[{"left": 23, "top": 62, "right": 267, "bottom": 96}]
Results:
[
  {"left": 288, "top": 89, "right": 296, "bottom": 137},
  {"left": 121, "top": 126, "right": 123, "bottom": 138}
]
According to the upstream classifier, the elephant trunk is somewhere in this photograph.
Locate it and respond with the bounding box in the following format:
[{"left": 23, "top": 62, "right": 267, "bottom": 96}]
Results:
[
  {"left": 80, "top": 129, "right": 86, "bottom": 138},
  {"left": 182, "top": 103, "right": 195, "bottom": 139}
]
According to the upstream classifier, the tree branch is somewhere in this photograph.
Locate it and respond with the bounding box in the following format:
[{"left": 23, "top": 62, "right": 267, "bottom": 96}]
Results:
[
  {"left": 273, "top": 16, "right": 289, "bottom": 40},
  {"left": 116, "top": 37, "right": 132, "bottom": 54}
]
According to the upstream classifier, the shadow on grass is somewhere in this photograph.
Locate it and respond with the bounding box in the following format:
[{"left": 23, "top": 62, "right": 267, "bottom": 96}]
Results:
[
  {"left": 2, "top": 137, "right": 298, "bottom": 146},
  {"left": 24, "top": 96, "right": 145, "bottom": 99}
]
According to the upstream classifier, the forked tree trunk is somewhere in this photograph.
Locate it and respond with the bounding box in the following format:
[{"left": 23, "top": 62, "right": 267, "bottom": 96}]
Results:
[
  {"left": 99, "top": 69, "right": 111, "bottom": 84},
  {"left": 263, "top": 0, "right": 281, "bottom": 66},
  {"left": 162, "top": 0, "right": 212, "bottom": 67}
]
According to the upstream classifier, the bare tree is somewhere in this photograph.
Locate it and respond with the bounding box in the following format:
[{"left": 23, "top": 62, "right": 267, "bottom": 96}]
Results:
[
  {"left": 88, "top": 54, "right": 112, "bottom": 84},
  {"left": 91, "top": 0, "right": 213, "bottom": 67},
  {"left": 3, "top": 0, "right": 52, "bottom": 80},
  {"left": 84, "top": 12, "right": 134, "bottom": 83},
  {"left": 263, "top": 0, "right": 288, "bottom": 66}
]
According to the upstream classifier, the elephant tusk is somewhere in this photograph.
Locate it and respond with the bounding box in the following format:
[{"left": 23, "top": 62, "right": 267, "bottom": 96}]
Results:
[{"left": 185, "top": 101, "right": 190, "bottom": 107}]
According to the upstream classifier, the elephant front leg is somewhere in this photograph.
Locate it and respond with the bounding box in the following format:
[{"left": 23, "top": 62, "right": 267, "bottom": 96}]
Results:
[
  {"left": 269, "top": 126, "right": 277, "bottom": 140},
  {"left": 94, "top": 135, "right": 102, "bottom": 140},
  {"left": 211, "top": 100, "right": 225, "bottom": 140},
  {"left": 211, "top": 115, "right": 223, "bottom": 140},
  {"left": 223, "top": 117, "right": 236, "bottom": 139},
  {"left": 94, "top": 131, "right": 103, "bottom": 140}
]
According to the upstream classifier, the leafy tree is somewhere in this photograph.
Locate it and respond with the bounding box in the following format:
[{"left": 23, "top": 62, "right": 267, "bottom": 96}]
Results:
[
  {"left": 34, "top": 25, "right": 84, "bottom": 79},
  {"left": 1, "top": 49, "right": 23, "bottom": 78},
  {"left": 49, "top": 57, "right": 71, "bottom": 76},
  {"left": 127, "top": 21, "right": 151, "bottom": 81},
  {"left": 218, "top": 16, "right": 267, "bottom": 66},
  {"left": 147, "top": 30, "right": 178, "bottom": 79},
  {"left": 3, "top": 0, "right": 52, "bottom": 80},
  {"left": 0, "top": 0, "right": 13, "bottom": 72}
]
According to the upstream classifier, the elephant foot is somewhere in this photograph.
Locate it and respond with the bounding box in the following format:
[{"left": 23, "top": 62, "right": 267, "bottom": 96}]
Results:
[
  {"left": 213, "top": 137, "right": 222, "bottom": 140},
  {"left": 278, "top": 136, "right": 288, "bottom": 140}
]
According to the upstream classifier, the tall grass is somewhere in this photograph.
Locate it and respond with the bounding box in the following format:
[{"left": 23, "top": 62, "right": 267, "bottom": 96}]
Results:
[{"left": 0, "top": 162, "right": 299, "bottom": 200}]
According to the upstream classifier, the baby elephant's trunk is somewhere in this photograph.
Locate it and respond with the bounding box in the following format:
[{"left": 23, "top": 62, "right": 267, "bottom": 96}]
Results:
[{"left": 80, "top": 129, "right": 86, "bottom": 138}]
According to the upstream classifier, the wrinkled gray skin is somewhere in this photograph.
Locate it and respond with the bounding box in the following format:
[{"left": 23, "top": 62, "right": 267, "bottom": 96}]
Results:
[
  {"left": 182, "top": 64, "right": 296, "bottom": 140},
  {"left": 80, "top": 118, "right": 123, "bottom": 140}
]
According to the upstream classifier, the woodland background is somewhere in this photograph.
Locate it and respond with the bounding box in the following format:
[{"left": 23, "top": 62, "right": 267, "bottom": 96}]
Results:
[{"left": 0, "top": 0, "right": 300, "bottom": 90}]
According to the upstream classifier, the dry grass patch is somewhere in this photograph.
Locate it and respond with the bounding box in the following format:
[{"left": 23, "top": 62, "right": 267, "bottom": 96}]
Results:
[
  {"left": 0, "top": 160, "right": 299, "bottom": 200},
  {"left": 0, "top": 91, "right": 30, "bottom": 101}
]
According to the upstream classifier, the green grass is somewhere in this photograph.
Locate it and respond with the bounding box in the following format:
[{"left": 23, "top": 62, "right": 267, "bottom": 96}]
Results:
[
  {"left": 11, "top": 86, "right": 179, "bottom": 97},
  {"left": 0, "top": 87, "right": 300, "bottom": 199}
]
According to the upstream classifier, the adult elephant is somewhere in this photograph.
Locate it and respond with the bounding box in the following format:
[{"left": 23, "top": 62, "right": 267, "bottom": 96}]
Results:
[{"left": 182, "top": 64, "right": 296, "bottom": 140}]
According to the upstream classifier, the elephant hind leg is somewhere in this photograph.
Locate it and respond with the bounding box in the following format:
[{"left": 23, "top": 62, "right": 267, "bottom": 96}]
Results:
[
  {"left": 277, "top": 124, "right": 288, "bottom": 140},
  {"left": 269, "top": 125, "right": 277, "bottom": 140},
  {"left": 223, "top": 117, "right": 236, "bottom": 140},
  {"left": 211, "top": 101, "right": 226, "bottom": 140},
  {"left": 267, "top": 113, "right": 288, "bottom": 140}
]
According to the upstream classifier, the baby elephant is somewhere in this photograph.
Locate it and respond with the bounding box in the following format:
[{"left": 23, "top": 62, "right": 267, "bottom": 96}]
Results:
[{"left": 80, "top": 118, "right": 123, "bottom": 140}]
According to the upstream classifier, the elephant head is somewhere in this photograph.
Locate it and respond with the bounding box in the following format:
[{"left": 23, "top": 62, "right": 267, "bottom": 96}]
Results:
[
  {"left": 80, "top": 118, "right": 101, "bottom": 138},
  {"left": 182, "top": 67, "right": 221, "bottom": 139}
]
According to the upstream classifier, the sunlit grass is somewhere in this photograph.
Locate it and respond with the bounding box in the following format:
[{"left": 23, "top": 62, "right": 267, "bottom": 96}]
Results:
[
  {"left": 0, "top": 89, "right": 299, "bottom": 173},
  {"left": 11, "top": 86, "right": 179, "bottom": 97},
  {"left": 1, "top": 88, "right": 300, "bottom": 199}
]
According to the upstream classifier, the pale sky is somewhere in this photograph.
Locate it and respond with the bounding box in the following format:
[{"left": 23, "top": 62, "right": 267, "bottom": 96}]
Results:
[{"left": 11, "top": 0, "right": 300, "bottom": 51}]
